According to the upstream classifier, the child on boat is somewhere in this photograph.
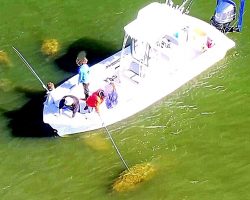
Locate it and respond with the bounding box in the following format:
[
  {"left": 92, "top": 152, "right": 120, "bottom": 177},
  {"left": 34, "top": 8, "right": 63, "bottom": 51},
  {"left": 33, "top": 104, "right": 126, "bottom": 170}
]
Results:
[
  {"left": 59, "top": 95, "right": 80, "bottom": 118},
  {"left": 77, "top": 51, "right": 90, "bottom": 99},
  {"left": 44, "top": 82, "right": 58, "bottom": 105},
  {"left": 47, "top": 82, "right": 55, "bottom": 91}
]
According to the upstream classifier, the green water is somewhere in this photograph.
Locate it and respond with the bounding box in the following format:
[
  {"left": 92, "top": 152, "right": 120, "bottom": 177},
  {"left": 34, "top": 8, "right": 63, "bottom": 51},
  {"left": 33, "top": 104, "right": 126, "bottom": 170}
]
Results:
[{"left": 0, "top": 0, "right": 250, "bottom": 199}]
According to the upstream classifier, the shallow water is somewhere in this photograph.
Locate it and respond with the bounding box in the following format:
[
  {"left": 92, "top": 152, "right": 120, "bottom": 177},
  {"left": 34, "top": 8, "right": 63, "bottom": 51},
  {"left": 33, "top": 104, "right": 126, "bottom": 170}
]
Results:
[{"left": 0, "top": 0, "right": 250, "bottom": 199}]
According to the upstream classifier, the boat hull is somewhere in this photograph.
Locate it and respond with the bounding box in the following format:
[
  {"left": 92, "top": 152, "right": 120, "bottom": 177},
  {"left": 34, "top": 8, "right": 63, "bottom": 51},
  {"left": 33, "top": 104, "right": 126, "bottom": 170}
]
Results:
[{"left": 43, "top": 3, "right": 235, "bottom": 137}]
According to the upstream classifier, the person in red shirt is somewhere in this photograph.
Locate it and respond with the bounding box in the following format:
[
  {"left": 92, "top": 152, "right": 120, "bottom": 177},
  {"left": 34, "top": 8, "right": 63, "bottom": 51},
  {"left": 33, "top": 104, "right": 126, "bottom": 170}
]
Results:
[{"left": 85, "top": 89, "right": 105, "bottom": 113}]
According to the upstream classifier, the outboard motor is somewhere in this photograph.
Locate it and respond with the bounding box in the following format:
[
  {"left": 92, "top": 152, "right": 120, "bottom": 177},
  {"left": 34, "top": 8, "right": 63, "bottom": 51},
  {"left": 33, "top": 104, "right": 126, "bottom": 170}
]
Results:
[{"left": 211, "top": 0, "right": 245, "bottom": 33}]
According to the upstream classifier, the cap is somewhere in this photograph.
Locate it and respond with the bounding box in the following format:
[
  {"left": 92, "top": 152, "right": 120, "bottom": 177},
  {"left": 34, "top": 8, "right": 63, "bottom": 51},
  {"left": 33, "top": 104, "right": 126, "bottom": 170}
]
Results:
[
  {"left": 77, "top": 51, "right": 87, "bottom": 60},
  {"left": 64, "top": 96, "right": 74, "bottom": 106}
]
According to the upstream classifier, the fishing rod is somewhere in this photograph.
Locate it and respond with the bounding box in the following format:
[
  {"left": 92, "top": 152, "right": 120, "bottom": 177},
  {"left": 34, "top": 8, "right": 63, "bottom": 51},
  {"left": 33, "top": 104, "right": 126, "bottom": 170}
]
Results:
[
  {"left": 184, "top": 0, "right": 194, "bottom": 14},
  {"left": 98, "top": 114, "right": 130, "bottom": 170},
  {"left": 179, "top": 0, "right": 189, "bottom": 11},
  {"left": 12, "top": 46, "right": 49, "bottom": 92}
]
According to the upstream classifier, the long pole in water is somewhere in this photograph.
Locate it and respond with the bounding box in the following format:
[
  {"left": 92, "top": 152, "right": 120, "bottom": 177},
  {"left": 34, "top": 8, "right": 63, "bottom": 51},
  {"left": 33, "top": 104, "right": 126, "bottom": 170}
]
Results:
[
  {"left": 12, "top": 46, "right": 49, "bottom": 92},
  {"left": 99, "top": 114, "right": 129, "bottom": 170}
]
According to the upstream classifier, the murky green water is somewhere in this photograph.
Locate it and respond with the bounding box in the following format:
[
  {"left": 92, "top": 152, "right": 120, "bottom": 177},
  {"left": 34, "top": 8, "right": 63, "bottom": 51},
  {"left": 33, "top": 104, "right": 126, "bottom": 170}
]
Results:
[{"left": 0, "top": 0, "right": 250, "bottom": 199}]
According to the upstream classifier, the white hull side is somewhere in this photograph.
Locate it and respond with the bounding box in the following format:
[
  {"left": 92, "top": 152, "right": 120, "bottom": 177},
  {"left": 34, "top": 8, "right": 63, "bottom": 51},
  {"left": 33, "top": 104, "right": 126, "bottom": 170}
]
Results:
[{"left": 43, "top": 5, "right": 235, "bottom": 137}]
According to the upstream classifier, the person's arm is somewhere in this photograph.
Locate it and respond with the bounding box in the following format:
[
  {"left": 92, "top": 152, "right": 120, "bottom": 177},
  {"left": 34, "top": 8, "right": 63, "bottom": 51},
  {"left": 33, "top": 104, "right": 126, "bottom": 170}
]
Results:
[
  {"left": 94, "top": 96, "right": 103, "bottom": 113},
  {"left": 72, "top": 110, "right": 76, "bottom": 117},
  {"left": 87, "top": 65, "right": 90, "bottom": 74},
  {"left": 95, "top": 104, "right": 100, "bottom": 113},
  {"left": 72, "top": 102, "right": 80, "bottom": 117},
  {"left": 58, "top": 99, "right": 65, "bottom": 114},
  {"left": 78, "top": 68, "right": 83, "bottom": 84}
]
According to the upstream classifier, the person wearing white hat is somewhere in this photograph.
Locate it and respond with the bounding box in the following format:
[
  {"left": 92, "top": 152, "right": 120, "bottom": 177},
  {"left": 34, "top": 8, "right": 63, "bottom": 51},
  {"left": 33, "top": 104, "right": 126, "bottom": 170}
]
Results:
[{"left": 59, "top": 95, "right": 80, "bottom": 118}]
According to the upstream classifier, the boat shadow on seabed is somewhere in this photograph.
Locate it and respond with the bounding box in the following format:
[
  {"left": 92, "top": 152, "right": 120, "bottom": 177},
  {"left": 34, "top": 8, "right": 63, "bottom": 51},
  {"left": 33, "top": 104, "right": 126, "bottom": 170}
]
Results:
[
  {"left": 2, "top": 38, "right": 119, "bottom": 137},
  {"left": 3, "top": 87, "right": 58, "bottom": 137},
  {"left": 54, "top": 37, "right": 117, "bottom": 73}
]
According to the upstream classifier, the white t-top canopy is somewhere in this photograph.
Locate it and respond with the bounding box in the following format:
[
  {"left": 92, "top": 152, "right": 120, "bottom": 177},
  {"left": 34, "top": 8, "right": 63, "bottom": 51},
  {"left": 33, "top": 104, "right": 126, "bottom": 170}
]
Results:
[{"left": 124, "top": 2, "right": 187, "bottom": 45}]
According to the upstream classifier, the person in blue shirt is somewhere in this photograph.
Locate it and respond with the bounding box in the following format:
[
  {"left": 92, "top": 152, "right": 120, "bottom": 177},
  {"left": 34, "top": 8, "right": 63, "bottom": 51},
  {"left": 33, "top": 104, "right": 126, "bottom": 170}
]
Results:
[{"left": 76, "top": 51, "right": 90, "bottom": 99}]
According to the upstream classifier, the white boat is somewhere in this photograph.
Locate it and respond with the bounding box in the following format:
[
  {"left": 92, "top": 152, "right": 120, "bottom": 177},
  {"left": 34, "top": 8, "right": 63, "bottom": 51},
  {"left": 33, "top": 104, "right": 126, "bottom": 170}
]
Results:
[{"left": 43, "top": 1, "right": 235, "bottom": 137}]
